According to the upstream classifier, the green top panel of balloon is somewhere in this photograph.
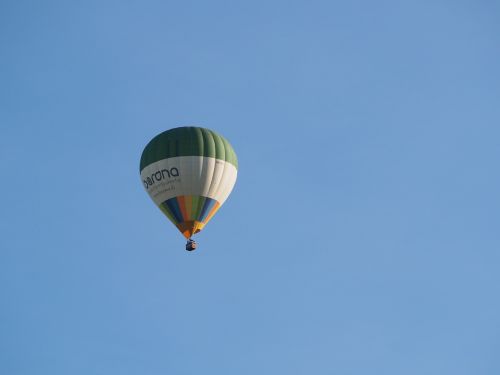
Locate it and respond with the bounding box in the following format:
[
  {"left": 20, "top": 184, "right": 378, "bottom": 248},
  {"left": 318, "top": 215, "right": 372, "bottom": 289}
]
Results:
[{"left": 140, "top": 127, "right": 238, "bottom": 172}]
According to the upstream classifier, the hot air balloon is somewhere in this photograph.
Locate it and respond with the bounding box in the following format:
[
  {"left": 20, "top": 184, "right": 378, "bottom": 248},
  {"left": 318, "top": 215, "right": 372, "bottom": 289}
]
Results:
[{"left": 140, "top": 126, "right": 238, "bottom": 251}]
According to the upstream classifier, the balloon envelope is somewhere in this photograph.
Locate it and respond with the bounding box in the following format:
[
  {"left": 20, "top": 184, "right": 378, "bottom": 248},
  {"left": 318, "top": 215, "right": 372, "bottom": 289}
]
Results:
[{"left": 140, "top": 127, "right": 238, "bottom": 238}]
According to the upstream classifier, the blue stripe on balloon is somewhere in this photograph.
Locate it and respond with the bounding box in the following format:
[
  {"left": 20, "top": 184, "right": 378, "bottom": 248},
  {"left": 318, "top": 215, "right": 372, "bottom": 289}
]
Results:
[
  {"left": 165, "top": 198, "right": 183, "bottom": 223},
  {"left": 160, "top": 202, "right": 179, "bottom": 224},
  {"left": 198, "top": 198, "right": 216, "bottom": 222}
]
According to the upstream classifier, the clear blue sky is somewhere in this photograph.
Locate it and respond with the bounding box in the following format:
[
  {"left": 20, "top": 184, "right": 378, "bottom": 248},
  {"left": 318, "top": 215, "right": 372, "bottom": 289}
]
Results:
[{"left": 1, "top": 1, "right": 499, "bottom": 374}]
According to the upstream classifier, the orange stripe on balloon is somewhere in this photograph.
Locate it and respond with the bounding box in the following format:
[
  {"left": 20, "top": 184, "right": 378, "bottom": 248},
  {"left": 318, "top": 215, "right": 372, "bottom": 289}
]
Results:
[
  {"left": 177, "top": 196, "right": 189, "bottom": 222},
  {"left": 184, "top": 195, "right": 193, "bottom": 221}
]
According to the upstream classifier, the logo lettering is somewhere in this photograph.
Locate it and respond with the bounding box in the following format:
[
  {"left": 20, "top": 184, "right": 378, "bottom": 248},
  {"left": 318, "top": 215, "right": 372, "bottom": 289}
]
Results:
[{"left": 143, "top": 167, "right": 180, "bottom": 190}]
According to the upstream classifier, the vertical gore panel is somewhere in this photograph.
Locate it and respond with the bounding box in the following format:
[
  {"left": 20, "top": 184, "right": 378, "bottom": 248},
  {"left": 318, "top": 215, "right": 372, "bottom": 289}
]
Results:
[
  {"left": 203, "top": 201, "right": 221, "bottom": 224},
  {"left": 177, "top": 196, "right": 189, "bottom": 221},
  {"left": 193, "top": 128, "right": 204, "bottom": 156},
  {"left": 201, "top": 128, "right": 216, "bottom": 158},
  {"left": 221, "top": 136, "right": 236, "bottom": 168},
  {"left": 159, "top": 204, "right": 178, "bottom": 225},
  {"left": 190, "top": 195, "right": 200, "bottom": 220},
  {"left": 165, "top": 198, "right": 183, "bottom": 223},
  {"left": 184, "top": 196, "right": 193, "bottom": 221},
  {"left": 194, "top": 196, "right": 206, "bottom": 221},
  {"left": 199, "top": 198, "right": 216, "bottom": 222},
  {"left": 212, "top": 130, "right": 225, "bottom": 161}
]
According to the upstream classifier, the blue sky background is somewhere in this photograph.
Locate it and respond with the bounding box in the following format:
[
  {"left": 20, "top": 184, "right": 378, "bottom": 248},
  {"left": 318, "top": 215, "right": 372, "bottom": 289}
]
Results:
[{"left": 1, "top": 0, "right": 500, "bottom": 374}]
